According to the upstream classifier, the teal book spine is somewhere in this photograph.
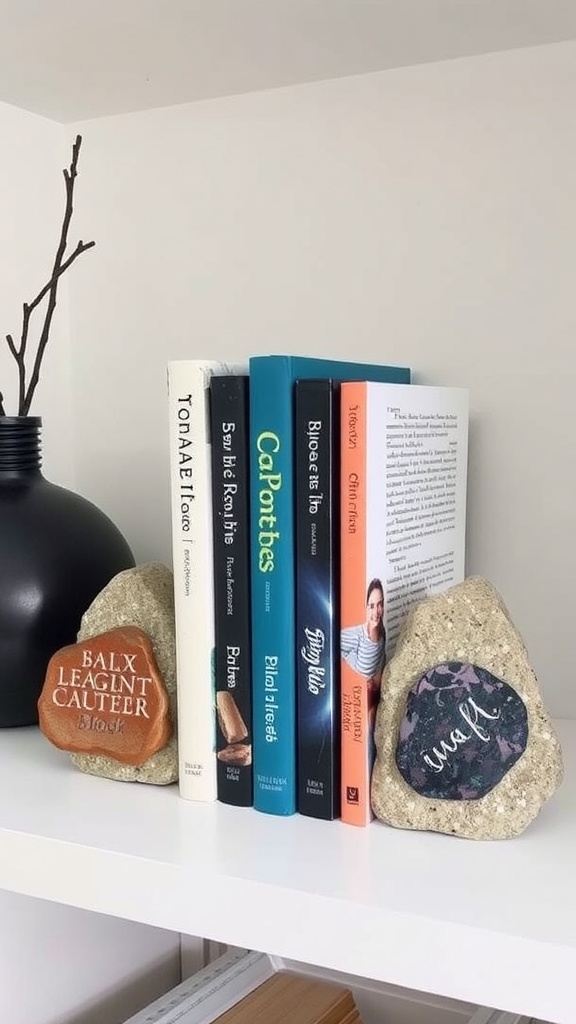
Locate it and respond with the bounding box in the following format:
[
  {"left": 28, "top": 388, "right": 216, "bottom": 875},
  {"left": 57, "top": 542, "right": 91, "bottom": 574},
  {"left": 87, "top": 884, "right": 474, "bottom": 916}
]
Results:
[{"left": 249, "top": 355, "right": 411, "bottom": 815}]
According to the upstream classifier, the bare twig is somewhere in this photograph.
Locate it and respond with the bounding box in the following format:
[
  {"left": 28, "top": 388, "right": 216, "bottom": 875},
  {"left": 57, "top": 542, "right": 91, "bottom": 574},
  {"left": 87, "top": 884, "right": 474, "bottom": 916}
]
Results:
[
  {"left": 5, "top": 332, "right": 26, "bottom": 414},
  {"left": 1, "top": 134, "right": 95, "bottom": 417}
]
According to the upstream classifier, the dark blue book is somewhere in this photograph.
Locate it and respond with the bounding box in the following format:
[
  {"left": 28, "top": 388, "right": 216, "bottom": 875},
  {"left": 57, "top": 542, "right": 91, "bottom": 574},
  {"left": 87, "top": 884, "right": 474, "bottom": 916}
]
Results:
[
  {"left": 249, "top": 355, "right": 411, "bottom": 816},
  {"left": 295, "top": 379, "right": 340, "bottom": 820},
  {"left": 210, "top": 375, "right": 253, "bottom": 806}
]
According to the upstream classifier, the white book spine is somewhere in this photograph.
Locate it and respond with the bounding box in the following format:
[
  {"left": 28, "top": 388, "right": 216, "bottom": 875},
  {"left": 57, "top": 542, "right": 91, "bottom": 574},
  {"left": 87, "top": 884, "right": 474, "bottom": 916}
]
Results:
[{"left": 167, "top": 360, "right": 236, "bottom": 801}]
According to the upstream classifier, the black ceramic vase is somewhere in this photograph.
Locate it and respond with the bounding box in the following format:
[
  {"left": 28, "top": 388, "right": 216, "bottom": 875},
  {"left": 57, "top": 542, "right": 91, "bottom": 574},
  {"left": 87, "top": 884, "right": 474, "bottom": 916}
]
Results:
[{"left": 0, "top": 416, "right": 136, "bottom": 727}]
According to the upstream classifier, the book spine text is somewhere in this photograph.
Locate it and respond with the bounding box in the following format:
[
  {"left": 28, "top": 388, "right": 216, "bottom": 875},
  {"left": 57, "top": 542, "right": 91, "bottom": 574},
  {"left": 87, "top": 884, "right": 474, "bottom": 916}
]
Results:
[
  {"left": 210, "top": 375, "right": 253, "bottom": 806},
  {"left": 168, "top": 361, "right": 217, "bottom": 801},
  {"left": 340, "top": 381, "right": 373, "bottom": 825},
  {"left": 295, "top": 379, "right": 340, "bottom": 820},
  {"left": 249, "top": 360, "right": 296, "bottom": 814}
]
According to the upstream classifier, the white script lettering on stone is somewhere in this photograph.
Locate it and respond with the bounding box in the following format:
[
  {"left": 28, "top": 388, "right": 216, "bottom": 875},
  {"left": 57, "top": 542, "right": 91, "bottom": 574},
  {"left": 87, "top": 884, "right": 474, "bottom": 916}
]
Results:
[
  {"left": 458, "top": 696, "right": 501, "bottom": 743},
  {"left": 422, "top": 697, "right": 501, "bottom": 774}
]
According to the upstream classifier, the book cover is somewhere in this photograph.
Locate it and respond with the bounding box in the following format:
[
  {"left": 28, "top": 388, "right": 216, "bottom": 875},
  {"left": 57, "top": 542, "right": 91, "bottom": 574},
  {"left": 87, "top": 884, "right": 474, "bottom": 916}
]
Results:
[
  {"left": 167, "top": 359, "right": 243, "bottom": 802},
  {"left": 340, "top": 381, "right": 469, "bottom": 826},
  {"left": 295, "top": 379, "right": 340, "bottom": 821},
  {"left": 249, "top": 355, "right": 411, "bottom": 816},
  {"left": 210, "top": 374, "right": 253, "bottom": 806},
  {"left": 214, "top": 971, "right": 357, "bottom": 1024}
]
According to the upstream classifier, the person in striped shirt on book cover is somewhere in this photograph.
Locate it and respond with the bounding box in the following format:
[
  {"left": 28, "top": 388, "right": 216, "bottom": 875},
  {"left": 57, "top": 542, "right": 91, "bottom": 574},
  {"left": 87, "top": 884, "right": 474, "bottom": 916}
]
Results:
[{"left": 340, "top": 576, "right": 386, "bottom": 732}]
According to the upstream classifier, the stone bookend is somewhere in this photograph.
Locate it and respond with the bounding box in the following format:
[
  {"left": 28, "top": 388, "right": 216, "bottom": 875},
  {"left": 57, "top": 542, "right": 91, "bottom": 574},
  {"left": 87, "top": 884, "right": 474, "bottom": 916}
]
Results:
[
  {"left": 39, "top": 562, "right": 178, "bottom": 785},
  {"left": 371, "top": 576, "right": 563, "bottom": 839}
]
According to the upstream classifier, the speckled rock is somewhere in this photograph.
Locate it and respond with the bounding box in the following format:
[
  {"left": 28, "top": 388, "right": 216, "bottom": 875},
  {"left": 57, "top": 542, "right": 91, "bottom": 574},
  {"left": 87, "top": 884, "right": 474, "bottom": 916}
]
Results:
[
  {"left": 371, "top": 576, "right": 563, "bottom": 839},
  {"left": 71, "top": 562, "right": 178, "bottom": 785}
]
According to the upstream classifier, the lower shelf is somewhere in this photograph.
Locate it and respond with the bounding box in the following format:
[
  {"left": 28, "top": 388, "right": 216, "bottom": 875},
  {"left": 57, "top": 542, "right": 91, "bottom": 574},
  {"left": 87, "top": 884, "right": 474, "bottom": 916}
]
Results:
[{"left": 124, "top": 946, "right": 527, "bottom": 1024}]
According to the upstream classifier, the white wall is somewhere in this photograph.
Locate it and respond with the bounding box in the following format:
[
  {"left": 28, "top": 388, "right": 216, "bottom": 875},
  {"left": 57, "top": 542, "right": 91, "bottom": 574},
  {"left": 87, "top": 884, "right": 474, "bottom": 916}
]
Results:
[
  {"left": 68, "top": 39, "right": 576, "bottom": 717},
  {"left": 0, "top": 890, "right": 180, "bottom": 1024}
]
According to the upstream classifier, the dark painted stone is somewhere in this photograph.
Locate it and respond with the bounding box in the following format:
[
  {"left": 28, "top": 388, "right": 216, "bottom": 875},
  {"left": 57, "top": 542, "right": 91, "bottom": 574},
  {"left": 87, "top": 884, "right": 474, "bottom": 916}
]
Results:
[{"left": 395, "top": 662, "right": 528, "bottom": 800}]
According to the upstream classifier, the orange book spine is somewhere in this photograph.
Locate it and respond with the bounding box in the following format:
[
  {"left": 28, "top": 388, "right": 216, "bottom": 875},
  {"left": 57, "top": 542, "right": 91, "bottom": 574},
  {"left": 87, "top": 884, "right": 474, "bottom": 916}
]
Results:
[{"left": 339, "top": 381, "right": 373, "bottom": 826}]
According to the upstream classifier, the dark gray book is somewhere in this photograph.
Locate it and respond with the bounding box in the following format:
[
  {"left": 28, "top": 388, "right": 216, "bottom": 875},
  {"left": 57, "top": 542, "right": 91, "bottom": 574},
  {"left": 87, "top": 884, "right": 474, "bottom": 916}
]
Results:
[
  {"left": 295, "top": 379, "right": 341, "bottom": 820},
  {"left": 210, "top": 374, "right": 252, "bottom": 806}
]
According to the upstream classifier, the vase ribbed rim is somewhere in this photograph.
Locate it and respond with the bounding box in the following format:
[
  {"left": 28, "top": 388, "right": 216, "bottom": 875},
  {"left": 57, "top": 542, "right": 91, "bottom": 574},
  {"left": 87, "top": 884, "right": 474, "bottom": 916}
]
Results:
[
  {"left": 0, "top": 416, "right": 42, "bottom": 425},
  {"left": 0, "top": 417, "right": 43, "bottom": 472}
]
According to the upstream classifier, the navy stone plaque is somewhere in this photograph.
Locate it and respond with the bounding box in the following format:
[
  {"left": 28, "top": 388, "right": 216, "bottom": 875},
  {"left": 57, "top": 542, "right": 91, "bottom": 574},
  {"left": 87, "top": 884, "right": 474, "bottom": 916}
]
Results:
[{"left": 395, "top": 662, "right": 528, "bottom": 800}]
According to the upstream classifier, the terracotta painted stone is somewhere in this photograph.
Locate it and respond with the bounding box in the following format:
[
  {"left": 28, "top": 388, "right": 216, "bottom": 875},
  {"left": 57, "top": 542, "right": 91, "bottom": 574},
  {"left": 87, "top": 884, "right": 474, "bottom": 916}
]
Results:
[{"left": 38, "top": 625, "right": 172, "bottom": 765}]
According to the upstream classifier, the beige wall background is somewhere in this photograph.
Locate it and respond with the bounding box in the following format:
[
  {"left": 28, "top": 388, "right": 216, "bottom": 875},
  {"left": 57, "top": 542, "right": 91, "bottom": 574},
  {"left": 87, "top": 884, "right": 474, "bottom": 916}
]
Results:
[{"left": 3, "top": 40, "right": 573, "bottom": 717}]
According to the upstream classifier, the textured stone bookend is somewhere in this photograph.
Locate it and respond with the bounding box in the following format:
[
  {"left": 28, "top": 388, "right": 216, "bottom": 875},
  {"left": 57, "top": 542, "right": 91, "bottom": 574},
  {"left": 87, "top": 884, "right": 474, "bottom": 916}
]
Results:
[
  {"left": 371, "top": 576, "right": 563, "bottom": 839},
  {"left": 39, "top": 562, "right": 178, "bottom": 785}
]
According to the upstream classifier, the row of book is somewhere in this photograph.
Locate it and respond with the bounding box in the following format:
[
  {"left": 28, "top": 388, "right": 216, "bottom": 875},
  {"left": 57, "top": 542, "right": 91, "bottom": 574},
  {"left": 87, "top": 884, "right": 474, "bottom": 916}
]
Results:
[
  {"left": 124, "top": 947, "right": 363, "bottom": 1024},
  {"left": 167, "top": 355, "right": 469, "bottom": 825}
]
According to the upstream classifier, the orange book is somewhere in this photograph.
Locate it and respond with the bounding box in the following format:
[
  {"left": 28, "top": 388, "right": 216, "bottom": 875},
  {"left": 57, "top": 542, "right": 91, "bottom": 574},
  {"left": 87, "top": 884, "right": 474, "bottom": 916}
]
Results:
[
  {"left": 340, "top": 381, "right": 374, "bottom": 826},
  {"left": 339, "top": 380, "right": 469, "bottom": 825}
]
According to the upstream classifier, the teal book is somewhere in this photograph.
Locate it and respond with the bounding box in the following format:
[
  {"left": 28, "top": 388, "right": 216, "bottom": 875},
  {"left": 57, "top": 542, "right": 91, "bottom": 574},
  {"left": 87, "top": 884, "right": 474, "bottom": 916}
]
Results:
[{"left": 249, "top": 354, "right": 411, "bottom": 815}]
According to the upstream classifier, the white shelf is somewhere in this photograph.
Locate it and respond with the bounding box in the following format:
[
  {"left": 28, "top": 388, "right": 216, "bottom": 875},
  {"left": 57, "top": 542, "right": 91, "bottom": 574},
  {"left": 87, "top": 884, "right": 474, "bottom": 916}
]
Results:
[{"left": 0, "top": 722, "right": 573, "bottom": 1024}]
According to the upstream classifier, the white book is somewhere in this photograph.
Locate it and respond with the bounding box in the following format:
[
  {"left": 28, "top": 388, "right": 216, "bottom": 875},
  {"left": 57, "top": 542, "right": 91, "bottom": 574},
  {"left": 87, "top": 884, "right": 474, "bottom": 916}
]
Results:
[
  {"left": 122, "top": 948, "right": 275, "bottom": 1024},
  {"left": 167, "top": 360, "right": 244, "bottom": 801}
]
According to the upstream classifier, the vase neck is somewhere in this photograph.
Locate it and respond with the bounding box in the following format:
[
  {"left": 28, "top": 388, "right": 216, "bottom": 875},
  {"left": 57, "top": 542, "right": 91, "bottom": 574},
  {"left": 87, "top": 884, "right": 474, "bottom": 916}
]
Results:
[{"left": 0, "top": 417, "right": 43, "bottom": 475}]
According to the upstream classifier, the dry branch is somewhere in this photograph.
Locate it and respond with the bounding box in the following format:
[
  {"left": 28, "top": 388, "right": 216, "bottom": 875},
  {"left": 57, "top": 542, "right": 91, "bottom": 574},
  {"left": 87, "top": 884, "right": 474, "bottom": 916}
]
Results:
[{"left": 0, "top": 134, "right": 95, "bottom": 417}]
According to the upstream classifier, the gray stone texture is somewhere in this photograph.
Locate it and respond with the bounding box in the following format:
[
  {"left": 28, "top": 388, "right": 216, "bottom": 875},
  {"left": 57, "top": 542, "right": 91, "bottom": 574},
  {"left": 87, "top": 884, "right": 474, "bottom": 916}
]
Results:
[
  {"left": 72, "top": 561, "right": 178, "bottom": 785},
  {"left": 371, "top": 576, "right": 563, "bottom": 839}
]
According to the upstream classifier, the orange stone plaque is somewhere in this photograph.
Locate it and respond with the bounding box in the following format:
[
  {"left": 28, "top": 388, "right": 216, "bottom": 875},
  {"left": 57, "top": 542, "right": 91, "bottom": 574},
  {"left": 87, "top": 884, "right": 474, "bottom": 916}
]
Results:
[{"left": 38, "top": 626, "right": 172, "bottom": 765}]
